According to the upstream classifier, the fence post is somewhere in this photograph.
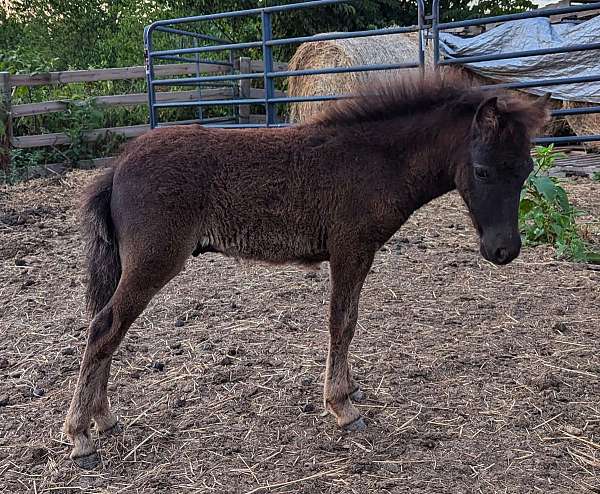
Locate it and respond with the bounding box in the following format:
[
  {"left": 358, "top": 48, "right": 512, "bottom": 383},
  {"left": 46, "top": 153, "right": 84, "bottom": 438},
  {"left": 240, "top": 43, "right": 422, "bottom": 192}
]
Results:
[
  {"left": 143, "top": 26, "right": 158, "bottom": 129},
  {"left": 0, "top": 72, "right": 12, "bottom": 172},
  {"left": 431, "top": 0, "right": 441, "bottom": 69},
  {"left": 261, "top": 10, "right": 276, "bottom": 126},
  {"left": 417, "top": 0, "right": 426, "bottom": 75},
  {"left": 238, "top": 57, "right": 251, "bottom": 125}
]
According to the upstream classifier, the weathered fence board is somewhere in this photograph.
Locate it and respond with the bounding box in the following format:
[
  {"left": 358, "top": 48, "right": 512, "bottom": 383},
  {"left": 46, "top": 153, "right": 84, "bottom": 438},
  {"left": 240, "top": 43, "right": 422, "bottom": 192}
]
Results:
[
  {"left": 248, "top": 60, "right": 288, "bottom": 73},
  {"left": 12, "top": 88, "right": 234, "bottom": 117},
  {"left": 550, "top": 152, "right": 600, "bottom": 177},
  {"left": 12, "top": 87, "right": 286, "bottom": 118},
  {"left": 12, "top": 124, "right": 150, "bottom": 148},
  {"left": 8, "top": 62, "right": 233, "bottom": 87},
  {"left": 12, "top": 114, "right": 269, "bottom": 149}
]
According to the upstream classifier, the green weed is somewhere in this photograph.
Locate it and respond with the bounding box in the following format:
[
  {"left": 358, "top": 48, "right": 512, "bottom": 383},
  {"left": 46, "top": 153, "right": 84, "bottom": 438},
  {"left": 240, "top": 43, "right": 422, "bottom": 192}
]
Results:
[{"left": 519, "top": 145, "right": 600, "bottom": 263}]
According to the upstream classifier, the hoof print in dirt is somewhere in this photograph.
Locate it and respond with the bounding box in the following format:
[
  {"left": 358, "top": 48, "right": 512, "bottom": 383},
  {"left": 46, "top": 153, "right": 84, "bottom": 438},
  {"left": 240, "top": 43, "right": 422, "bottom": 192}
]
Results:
[
  {"left": 32, "top": 387, "right": 45, "bottom": 398},
  {"left": 148, "top": 361, "right": 165, "bottom": 372},
  {"left": 537, "top": 373, "right": 562, "bottom": 392},
  {"left": 553, "top": 322, "right": 570, "bottom": 334},
  {"left": 420, "top": 438, "right": 437, "bottom": 449},
  {"left": 27, "top": 446, "right": 48, "bottom": 465},
  {"left": 173, "top": 398, "right": 187, "bottom": 408},
  {"left": 213, "top": 372, "right": 230, "bottom": 384}
]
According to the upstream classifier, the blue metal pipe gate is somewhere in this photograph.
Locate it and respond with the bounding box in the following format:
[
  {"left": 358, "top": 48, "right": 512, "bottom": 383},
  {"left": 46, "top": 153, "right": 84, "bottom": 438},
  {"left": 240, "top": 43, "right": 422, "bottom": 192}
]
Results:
[{"left": 144, "top": 0, "right": 600, "bottom": 144}]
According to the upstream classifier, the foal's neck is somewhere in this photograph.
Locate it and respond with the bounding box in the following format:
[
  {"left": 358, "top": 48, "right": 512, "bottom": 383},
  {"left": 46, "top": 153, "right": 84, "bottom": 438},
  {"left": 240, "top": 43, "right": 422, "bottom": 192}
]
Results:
[{"left": 356, "top": 109, "right": 470, "bottom": 213}]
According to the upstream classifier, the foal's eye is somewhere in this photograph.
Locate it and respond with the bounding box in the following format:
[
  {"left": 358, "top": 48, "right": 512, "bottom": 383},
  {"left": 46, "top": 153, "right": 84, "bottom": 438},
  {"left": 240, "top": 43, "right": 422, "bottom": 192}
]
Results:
[{"left": 474, "top": 166, "right": 490, "bottom": 181}]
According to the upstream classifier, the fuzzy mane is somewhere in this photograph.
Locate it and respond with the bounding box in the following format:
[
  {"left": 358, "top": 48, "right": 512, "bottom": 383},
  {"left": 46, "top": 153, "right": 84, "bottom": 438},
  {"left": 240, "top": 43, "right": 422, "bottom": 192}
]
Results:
[{"left": 309, "top": 72, "right": 550, "bottom": 134}]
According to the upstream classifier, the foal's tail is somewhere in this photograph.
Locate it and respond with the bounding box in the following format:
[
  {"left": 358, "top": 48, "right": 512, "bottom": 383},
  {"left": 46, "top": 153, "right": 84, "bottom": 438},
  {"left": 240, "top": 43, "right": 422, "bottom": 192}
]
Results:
[{"left": 81, "top": 168, "right": 121, "bottom": 316}]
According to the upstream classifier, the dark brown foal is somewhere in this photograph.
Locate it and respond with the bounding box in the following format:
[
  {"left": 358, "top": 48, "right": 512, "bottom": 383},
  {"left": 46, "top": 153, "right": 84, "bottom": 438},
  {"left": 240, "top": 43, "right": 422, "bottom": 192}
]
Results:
[{"left": 65, "top": 73, "right": 549, "bottom": 468}]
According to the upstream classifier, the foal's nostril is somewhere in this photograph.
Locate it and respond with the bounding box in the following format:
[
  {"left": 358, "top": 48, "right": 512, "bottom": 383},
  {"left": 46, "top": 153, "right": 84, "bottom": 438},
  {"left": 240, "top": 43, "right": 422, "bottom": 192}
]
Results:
[{"left": 495, "top": 247, "right": 509, "bottom": 264}]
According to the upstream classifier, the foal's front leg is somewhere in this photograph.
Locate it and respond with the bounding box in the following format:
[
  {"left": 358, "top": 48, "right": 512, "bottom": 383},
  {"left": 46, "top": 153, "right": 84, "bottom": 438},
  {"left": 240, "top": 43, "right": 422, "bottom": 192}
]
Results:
[{"left": 324, "top": 250, "right": 374, "bottom": 430}]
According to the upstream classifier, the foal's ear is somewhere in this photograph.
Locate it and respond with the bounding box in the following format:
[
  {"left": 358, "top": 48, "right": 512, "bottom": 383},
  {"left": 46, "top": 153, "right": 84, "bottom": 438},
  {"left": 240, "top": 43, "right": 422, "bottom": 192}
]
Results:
[
  {"left": 538, "top": 92, "right": 551, "bottom": 104},
  {"left": 530, "top": 92, "right": 552, "bottom": 130},
  {"left": 473, "top": 96, "right": 500, "bottom": 137}
]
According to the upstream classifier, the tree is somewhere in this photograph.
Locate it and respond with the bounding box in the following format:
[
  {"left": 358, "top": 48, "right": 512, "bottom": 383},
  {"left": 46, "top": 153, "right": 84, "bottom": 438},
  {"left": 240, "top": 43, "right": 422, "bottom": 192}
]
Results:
[
  {"left": 473, "top": 0, "right": 537, "bottom": 17},
  {"left": 1, "top": 0, "right": 538, "bottom": 70}
]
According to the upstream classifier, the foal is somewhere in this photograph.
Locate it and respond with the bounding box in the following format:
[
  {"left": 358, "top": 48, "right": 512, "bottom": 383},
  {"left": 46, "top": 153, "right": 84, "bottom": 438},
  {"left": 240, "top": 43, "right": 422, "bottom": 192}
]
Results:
[{"left": 65, "top": 74, "right": 549, "bottom": 468}]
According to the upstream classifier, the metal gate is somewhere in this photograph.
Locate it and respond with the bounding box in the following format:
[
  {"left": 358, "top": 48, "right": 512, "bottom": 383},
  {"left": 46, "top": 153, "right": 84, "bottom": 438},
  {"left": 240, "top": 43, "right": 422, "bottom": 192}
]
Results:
[{"left": 144, "top": 0, "right": 600, "bottom": 145}]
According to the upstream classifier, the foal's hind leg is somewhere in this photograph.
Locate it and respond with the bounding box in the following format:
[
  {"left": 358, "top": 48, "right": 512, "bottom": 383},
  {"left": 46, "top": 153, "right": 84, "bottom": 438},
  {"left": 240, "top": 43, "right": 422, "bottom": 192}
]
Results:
[
  {"left": 65, "top": 246, "right": 189, "bottom": 468},
  {"left": 91, "top": 358, "right": 120, "bottom": 435},
  {"left": 324, "top": 249, "right": 374, "bottom": 430}
]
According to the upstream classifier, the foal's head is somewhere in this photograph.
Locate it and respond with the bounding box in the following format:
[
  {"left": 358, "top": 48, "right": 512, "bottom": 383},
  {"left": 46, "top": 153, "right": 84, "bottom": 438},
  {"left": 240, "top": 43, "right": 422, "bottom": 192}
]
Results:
[{"left": 455, "top": 93, "right": 550, "bottom": 265}]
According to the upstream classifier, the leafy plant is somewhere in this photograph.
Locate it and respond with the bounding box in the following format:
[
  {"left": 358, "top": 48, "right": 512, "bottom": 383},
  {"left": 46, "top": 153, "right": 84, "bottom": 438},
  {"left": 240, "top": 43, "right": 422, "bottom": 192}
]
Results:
[
  {"left": 519, "top": 145, "right": 600, "bottom": 263},
  {"left": 592, "top": 171, "right": 600, "bottom": 182}
]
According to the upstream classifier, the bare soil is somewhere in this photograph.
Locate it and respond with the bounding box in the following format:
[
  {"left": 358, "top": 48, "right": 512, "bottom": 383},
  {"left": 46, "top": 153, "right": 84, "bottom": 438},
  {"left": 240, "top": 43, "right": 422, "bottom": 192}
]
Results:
[{"left": 0, "top": 171, "right": 599, "bottom": 494}]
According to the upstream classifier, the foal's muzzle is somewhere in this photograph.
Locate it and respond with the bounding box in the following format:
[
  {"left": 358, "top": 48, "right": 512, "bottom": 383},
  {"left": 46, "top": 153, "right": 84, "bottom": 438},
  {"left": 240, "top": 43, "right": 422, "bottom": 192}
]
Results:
[{"left": 480, "top": 235, "right": 521, "bottom": 265}]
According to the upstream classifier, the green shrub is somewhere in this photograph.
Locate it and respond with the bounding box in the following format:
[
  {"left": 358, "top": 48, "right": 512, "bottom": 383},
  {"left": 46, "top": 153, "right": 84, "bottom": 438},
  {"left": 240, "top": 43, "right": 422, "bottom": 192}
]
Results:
[{"left": 519, "top": 145, "right": 600, "bottom": 263}]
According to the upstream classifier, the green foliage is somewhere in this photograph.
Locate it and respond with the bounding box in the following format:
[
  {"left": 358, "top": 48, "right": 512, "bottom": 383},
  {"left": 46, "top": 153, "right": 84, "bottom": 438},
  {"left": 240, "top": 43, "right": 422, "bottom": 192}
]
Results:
[
  {"left": 438, "top": 0, "right": 536, "bottom": 22},
  {"left": 0, "top": 48, "right": 59, "bottom": 75},
  {"left": 1, "top": 1, "right": 542, "bottom": 70},
  {"left": 592, "top": 171, "right": 600, "bottom": 182},
  {"left": 470, "top": 0, "right": 536, "bottom": 17},
  {"left": 62, "top": 101, "right": 125, "bottom": 163},
  {"left": 519, "top": 145, "right": 600, "bottom": 264}
]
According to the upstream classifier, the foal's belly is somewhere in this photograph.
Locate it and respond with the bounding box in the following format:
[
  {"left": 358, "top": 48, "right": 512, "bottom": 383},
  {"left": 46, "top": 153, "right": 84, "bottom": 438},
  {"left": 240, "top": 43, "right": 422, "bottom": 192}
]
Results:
[{"left": 194, "top": 215, "right": 329, "bottom": 267}]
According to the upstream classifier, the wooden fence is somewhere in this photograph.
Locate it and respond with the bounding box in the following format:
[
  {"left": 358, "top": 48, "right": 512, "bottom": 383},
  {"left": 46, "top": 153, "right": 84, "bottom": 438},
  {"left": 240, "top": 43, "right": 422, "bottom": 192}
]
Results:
[
  {"left": 6, "top": 58, "right": 597, "bottom": 179},
  {"left": 0, "top": 58, "right": 287, "bottom": 177}
]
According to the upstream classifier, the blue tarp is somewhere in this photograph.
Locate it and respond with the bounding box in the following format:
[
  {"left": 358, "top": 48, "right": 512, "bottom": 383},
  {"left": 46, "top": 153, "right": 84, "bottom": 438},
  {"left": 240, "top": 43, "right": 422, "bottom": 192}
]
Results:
[{"left": 439, "top": 16, "right": 600, "bottom": 103}]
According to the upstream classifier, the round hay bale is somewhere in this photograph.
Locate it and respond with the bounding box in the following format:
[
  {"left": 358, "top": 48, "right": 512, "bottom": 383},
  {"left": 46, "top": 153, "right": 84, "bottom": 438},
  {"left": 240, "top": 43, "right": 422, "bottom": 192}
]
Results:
[
  {"left": 287, "top": 32, "right": 433, "bottom": 123},
  {"left": 286, "top": 34, "right": 554, "bottom": 130},
  {"left": 287, "top": 34, "right": 592, "bottom": 147},
  {"left": 562, "top": 101, "right": 600, "bottom": 151}
]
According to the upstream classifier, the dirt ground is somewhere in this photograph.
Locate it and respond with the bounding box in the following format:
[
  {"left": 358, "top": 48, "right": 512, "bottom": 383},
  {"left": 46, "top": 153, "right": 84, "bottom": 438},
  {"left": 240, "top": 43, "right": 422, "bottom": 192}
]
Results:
[{"left": 0, "top": 170, "right": 599, "bottom": 493}]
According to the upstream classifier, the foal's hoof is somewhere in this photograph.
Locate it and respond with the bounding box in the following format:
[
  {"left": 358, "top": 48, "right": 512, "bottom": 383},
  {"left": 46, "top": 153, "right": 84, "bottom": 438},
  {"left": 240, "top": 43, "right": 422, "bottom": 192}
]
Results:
[
  {"left": 343, "top": 416, "right": 366, "bottom": 432},
  {"left": 72, "top": 452, "right": 101, "bottom": 470},
  {"left": 99, "top": 421, "right": 123, "bottom": 437},
  {"left": 349, "top": 388, "right": 365, "bottom": 402}
]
